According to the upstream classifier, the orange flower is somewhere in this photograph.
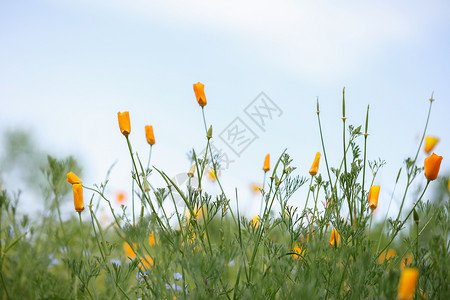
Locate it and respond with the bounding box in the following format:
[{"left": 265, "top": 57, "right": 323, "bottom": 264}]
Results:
[
  {"left": 250, "top": 183, "right": 262, "bottom": 195},
  {"left": 401, "top": 253, "right": 413, "bottom": 270},
  {"left": 309, "top": 152, "right": 321, "bottom": 176},
  {"left": 368, "top": 186, "right": 380, "bottom": 210},
  {"left": 397, "top": 268, "right": 419, "bottom": 300},
  {"left": 118, "top": 111, "right": 131, "bottom": 136},
  {"left": 67, "top": 172, "right": 82, "bottom": 185},
  {"left": 263, "top": 154, "right": 270, "bottom": 172},
  {"left": 193, "top": 82, "right": 207, "bottom": 107},
  {"left": 73, "top": 184, "right": 84, "bottom": 212},
  {"left": 378, "top": 248, "right": 397, "bottom": 263},
  {"left": 123, "top": 242, "right": 137, "bottom": 258},
  {"left": 424, "top": 136, "right": 439, "bottom": 153},
  {"left": 329, "top": 229, "right": 340, "bottom": 247},
  {"left": 145, "top": 125, "right": 155, "bottom": 145},
  {"left": 149, "top": 232, "right": 156, "bottom": 246},
  {"left": 291, "top": 244, "right": 305, "bottom": 258},
  {"left": 140, "top": 255, "right": 153, "bottom": 269},
  {"left": 424, "top": 153, "right": 443, "bottom": 181},
  {"left": 115, "top": 191, "right": 127, "bottom": 204}
]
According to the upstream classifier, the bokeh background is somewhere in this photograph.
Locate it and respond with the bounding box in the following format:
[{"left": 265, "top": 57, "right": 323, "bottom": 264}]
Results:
[{"left": 1, "top": 0, "right": 449, "bottom": 222}]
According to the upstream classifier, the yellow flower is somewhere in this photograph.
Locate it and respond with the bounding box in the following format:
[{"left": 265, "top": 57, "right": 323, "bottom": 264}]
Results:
[
  {"left": 397, "top": 268, "right": 419, "bottom": 300},
  {"left": 329, "top": 229, "right": 340, "bottom": 247},
  {"left": 424, "top": 136, "right": 439, "bottom": 153},
  {"left": 207, "top": 168, "right": 217, "bottom": 181},
  {"left": 188, "top": 165, "right": 196, "bottom": 177},
  {"left": 72, "top": 183, "right": 84, "bottom": 212},
  {"left": 309, "top": 152, "right": 321, "bottom": 176},
  {"left": 368, "top": 186, "right": 380, "bottom": 210},
  {"left": 251, "top": 216, "right": 260, "bottom": 228},
  {"left": 145, "top": 125, "right": 155, "bottom": 145},
  {"left": 117, "top": 111, "right": 131, "bottom": 136},
  {"left": 263, "top": 154, "right": 270, "bottom": 172},
  {"left": 424, "top": 153, "right": 443, "bottom": 181},
  {"left": 66, "top": 171, "right": 82, "bottom": 185},
  {"left": 149, "top": 232, "right": 156, "bottom": 247},
  {"left": 193, "top": 82, "right": 207, "bottom": 107},
  {"left": 291, "top": 244, "right": 305, "bottom": 258}
]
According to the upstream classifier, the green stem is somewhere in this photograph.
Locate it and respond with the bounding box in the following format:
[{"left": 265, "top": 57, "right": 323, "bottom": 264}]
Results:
[
  {"left": 377, "top": 181, "right": 430, "bottom": 259},
  {"left": 316, "top": 98, "right": 334, "bottom": 194},
  {"left": 396, "top": 97, "right": 433, "bottom": 220},
  {"left": 78, "top": 212, "right": 86, "bottom": 258},
  {"left": 259, "top": 172, "right": 267, "bottom": 216},
  {"left": 360, "top": 105, "right": 369, "bottom": 219}
]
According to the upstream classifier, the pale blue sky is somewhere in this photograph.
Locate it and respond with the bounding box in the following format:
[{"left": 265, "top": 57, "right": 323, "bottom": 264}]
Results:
[{"left": 1, "top": 0, "right": 449, "bottom": 221}]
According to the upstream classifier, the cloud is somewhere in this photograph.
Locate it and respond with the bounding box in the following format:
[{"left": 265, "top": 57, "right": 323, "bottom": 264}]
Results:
[{"left": 57, "top": 0, "right": 434, "bottom": 80}]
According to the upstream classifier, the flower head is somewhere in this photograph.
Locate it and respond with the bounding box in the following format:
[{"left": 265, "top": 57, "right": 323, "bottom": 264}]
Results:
[
  {"left": 251, "top": 216, "right": 259, "bottom": 229},
  {"left": 263, "top": 154, "right": 270, "bottom": 172},
  {"left": 424, "top": 153, "right": 443, "bottom": 181},
  {"left": 193, "top": 82, "right": 207, "bottom": 107},
  {"left": 118, "top": 111, "right": 131, "bottom": 136},
  {"left": 149, "top": 232, "right": 156, "bottom": 247},
  {"left": 67, "top": 172, "right": 82, "bottom": 185},
  {"left": 368, "top": 186, "right": 380, "bottom": 210},
  {"left": 329, "top": 228, "right": 340, "bottom": 247},
  {"left": 123, "top": 242, "right": 137, "bottom": 258},
  {"left": 397, "top": 268, "right": 419, "bottom": 300},
  {"left": 309, "top": 152, "right": 321, "bottom": 176},
  {"left": 424, "top": 136, "right": 439, "bottom": 153},
  {"left": 72, "top": 183, "right": 84, "bottom": 212},
  {"left": 145, "top": 125, "right": 155, "bottom": 145},
  {"left": 291, "top": 244, "right": 305, "bottom": 259}
]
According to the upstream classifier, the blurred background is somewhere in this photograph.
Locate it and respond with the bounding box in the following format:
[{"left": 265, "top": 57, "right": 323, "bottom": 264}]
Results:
[{"left": 1, "top": 0, "right": 449, "bottom": 223}]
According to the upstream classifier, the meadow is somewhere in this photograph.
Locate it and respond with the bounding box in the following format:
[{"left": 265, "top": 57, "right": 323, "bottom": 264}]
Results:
[{"left": 0, "top": 84, "right": 448, "bottom": 299}]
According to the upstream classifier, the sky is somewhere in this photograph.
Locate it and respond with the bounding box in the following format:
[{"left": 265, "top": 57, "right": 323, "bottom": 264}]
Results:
[{"left": 0, "top": 0, "right": 449, "bottom": 223}]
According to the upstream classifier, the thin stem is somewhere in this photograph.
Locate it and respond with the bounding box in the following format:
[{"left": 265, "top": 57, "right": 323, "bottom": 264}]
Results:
[
  {"left": 377, "top": 181, "right": 430, "bottom": 259},
  {"left": 396, "top": 98, "right": 433, "bottom": 220},
  {"left": 360, "top": 105, "right": 369, "bottom": 219},
  {"left": 259, "top": 172, "right": 267, "bottom": 216},
  {"left": 146, "top": 145, "right": 153, "bottom": 171},
  {"left": 316, "top": 98, "right": 334, "bottom": 194},
  {"left": 302, "top": 176, "right": 314, "bottom": 222},
  {"left": 78, "top": 212, "right": 86, "bottom": 258}
]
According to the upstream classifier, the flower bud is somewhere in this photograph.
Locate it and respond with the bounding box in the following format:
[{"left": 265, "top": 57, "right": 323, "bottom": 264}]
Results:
[
  {"left": 193, "top": 82, "right": 207, "bottom": 107},
  {"left": 207, "top": 125, "right": 213, "bottom": 139},
  {"left": 424, "top": 136, "right": 439, "bottom": 153},
  {"left": 73, "top": 183, "right": 84, "bottom": 212},
  {"left": 329, "top": 228, "right": 340, "bottom": 247},
  {"left": 188, "top": 165, "right": 196, "bottom": 177},
  {"left": 309, "top": 152, "right": 321, "bottom": 176},
  {"left": 368, "top": 186, "right": 380, "bottom": 210},
  {"left": 67, "top": 172, "right": 82, "bottom": 185},
  {"left": 118, "top": 111, "right": 131, "bottom": 136},
  {"left": 397, "top": 268, "right": 419, "bottom": 300},
  {"left": 424, "top": 153, "right": 443, "bottom": 181},
  {"left": 145, "top": 125, "right": 155, "bottom": 145},
  {"left": 263, "top": 154, "right": 270, "bottom": 172}
]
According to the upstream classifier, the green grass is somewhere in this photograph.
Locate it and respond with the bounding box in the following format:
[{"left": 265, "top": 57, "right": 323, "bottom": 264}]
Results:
[{"left": 0, "top": 91, "right": 448, "bottom": 299}]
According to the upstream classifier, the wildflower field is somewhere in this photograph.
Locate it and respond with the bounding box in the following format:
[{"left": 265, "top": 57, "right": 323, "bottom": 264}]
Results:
[{"left": 0, "top": 85, "right": 448, "bottom": 300}]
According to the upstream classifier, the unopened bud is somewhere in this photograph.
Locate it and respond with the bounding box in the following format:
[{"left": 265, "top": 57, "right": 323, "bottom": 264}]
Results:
[
  {"left": 207, "top": 125, "right": 213, "bottom": 139},
  {"left": 413, "top": 208, "right": 419, "bottom": 224},
  {"left": 143, "top": 176, "right": 150, "bottom": 192},
  {"left": 188, "top": 165, "right": 196, "bottom": 177}
]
